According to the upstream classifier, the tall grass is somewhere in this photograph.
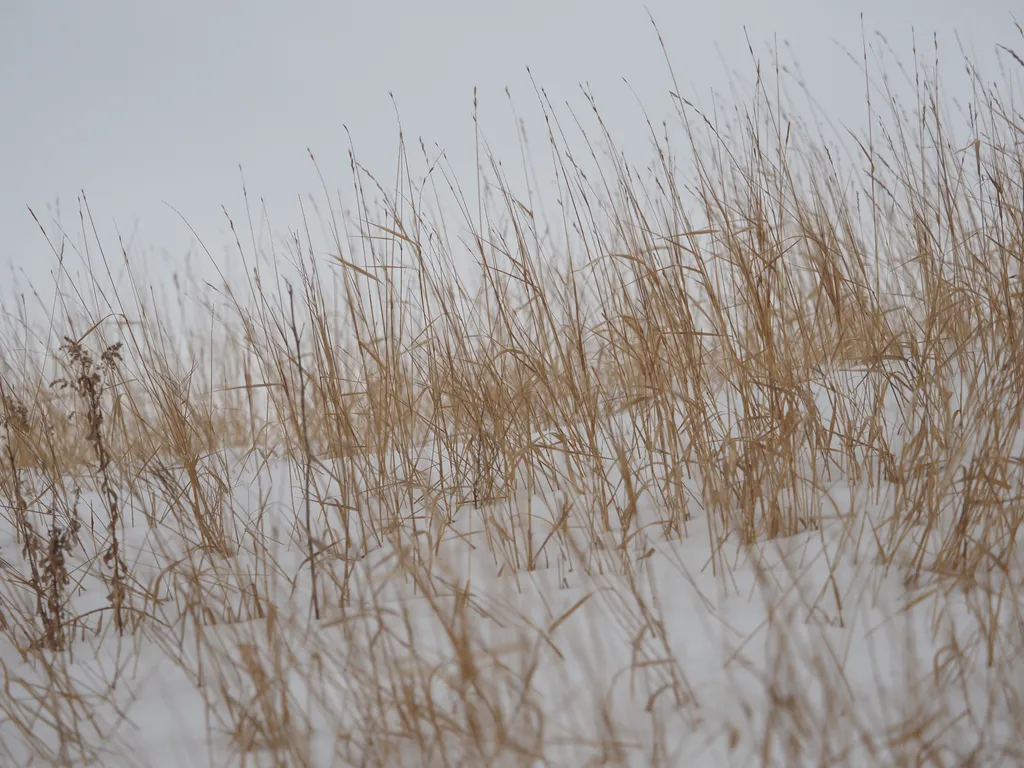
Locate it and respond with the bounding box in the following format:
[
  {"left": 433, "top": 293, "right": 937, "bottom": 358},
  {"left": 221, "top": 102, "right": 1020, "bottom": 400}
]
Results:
[{"left": 1, "top": 24, "right": 1023, "bottom": 766}]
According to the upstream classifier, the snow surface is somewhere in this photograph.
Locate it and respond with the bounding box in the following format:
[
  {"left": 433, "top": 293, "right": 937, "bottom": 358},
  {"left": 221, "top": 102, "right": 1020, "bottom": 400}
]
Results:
[{"left": 1, "top": 362, "right": 1022, "bottom": 766}]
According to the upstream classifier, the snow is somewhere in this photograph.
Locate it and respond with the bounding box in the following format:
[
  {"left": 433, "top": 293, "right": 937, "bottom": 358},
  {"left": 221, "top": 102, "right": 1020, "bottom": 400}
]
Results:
[{"left": 1, "top": 360, "right": 1023, "bottom": 767}]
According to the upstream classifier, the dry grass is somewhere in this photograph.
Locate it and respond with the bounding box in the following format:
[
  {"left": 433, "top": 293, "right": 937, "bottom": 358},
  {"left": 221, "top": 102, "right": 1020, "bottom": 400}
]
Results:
[{"left": 1, "top": 23, "right": 1024, "bottom": 767}]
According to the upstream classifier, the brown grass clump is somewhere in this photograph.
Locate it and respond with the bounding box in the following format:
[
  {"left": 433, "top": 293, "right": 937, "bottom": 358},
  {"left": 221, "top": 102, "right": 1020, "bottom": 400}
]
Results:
[{"left": 1, "top": 21, "right": 1024, "bottom": 767}]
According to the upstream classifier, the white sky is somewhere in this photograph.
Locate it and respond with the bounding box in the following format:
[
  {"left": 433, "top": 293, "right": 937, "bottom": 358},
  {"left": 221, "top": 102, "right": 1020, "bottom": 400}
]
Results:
[{"left": 1, "top": 1, "right": 1020, "bottom": 315}]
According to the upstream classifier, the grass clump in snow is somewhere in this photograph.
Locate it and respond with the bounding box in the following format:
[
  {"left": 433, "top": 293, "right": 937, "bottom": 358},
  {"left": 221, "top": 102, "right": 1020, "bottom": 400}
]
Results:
[{"left": 1, "top": 23, "right": 1024, "bottom": 768}]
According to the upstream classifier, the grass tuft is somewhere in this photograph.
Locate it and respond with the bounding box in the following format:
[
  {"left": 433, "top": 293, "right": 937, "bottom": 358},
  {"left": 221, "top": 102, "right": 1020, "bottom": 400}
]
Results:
[{"left": 2, "top": 23, "right": 1024, "bottom": 767}]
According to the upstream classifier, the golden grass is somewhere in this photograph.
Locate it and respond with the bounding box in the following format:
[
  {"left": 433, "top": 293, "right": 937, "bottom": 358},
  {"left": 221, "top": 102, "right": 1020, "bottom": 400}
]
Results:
[{"left": 1, "top": 24, "right": 1023, "bottom": 766}]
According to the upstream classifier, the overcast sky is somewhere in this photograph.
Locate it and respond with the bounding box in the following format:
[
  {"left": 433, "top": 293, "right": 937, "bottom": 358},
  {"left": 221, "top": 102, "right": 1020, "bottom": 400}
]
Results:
[{"left": 2, "top": 1, "right": 1020, "bottom": 318}]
